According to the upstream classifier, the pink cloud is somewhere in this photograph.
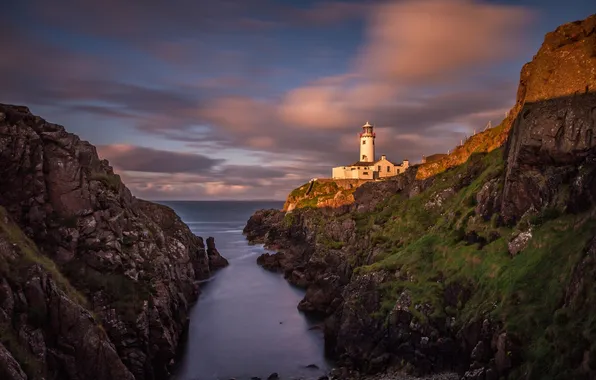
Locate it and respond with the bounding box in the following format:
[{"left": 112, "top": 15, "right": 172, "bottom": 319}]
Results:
[
  {"left": 199, "top": 97, "right": 276, "bottom": 132},
  {"left": 277, "top": 0, "right": 531, "bottom": 130},
  {"left": 357, "top": 0, "right": 532, "bottom": 83}
]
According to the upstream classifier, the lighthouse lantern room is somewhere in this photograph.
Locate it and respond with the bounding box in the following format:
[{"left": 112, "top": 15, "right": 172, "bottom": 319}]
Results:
[{"left": 359, "top": 121, "right": 375, "bottom": 162}]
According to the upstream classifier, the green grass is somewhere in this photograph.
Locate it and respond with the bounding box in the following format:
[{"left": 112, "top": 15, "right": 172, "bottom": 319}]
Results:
[
  {"left": 416, "top": 120, "right": 510, "bottom": 180},
  {"left": 282, "top": 212, "right": 295, "bottom": 228},
  {"left": 286, "top": 180, "right": 356, "bottom": 210},
  {"left": 62, "top": 259, "right": 152, "bottom": 323},
  {"left": 300, "top": 145, "right": 596, "bottom": 378},
  {"left": 0, "top": 207, "right": 88, "bottom": 307},
  {"left": 0, "top": 206, "right": 93, "bottom": 378},
  {"left": 318, "top": 234, "right": 345, "bottom": 250},
  {"left": 89, "top": 171, "right": 122, "bottom": 192}
]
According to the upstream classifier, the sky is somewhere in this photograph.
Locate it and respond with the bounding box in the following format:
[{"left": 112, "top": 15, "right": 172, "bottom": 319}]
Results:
[{"left": 0, "top": 0, "right": 593, "bottom": 200}]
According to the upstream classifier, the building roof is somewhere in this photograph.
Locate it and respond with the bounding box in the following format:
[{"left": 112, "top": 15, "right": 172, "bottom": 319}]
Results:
[
  {"left": 349, "top": 161, "right": 374, "bottom": 167},
  {"left": 374, "top": 156, "right": 399, "bottom": 166}
]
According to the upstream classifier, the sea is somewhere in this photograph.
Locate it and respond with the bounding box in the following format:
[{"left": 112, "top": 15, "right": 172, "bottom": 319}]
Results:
[{"left": 160, "top": 201, "right": 333, "bottom": 380}]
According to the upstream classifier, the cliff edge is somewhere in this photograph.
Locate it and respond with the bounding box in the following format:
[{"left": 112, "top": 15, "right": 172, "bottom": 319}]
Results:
[
  {"left": 245, "top": 14, "right": 596, "bottom": 380},
  {"left": 0, "top": 104, "right": 228, "bottom": 380},
  {"left": 283, "top": 179, "right": 369, "bottom": 211}
]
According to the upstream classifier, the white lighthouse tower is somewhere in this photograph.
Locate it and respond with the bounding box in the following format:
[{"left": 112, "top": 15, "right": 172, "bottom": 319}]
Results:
[{"left": 359, "top": 121, "right": 375, "bottom": 162}]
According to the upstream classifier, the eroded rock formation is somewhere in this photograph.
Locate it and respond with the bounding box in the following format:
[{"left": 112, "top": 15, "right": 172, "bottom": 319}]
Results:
[
  {"left": 245, "top": 14, "right": 596, "bottom": 380},
  {"left": 0, "top": 104, "right": 227, "bottom": 379}
]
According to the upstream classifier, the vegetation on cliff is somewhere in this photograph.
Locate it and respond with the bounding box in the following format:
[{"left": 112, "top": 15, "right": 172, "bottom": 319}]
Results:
[
  {"left": 349, "top": 146, "right": 596, "bottom": 378},
  {"left": 284, "top": 179, "right": 368, "bottom": 211},
  {"left": 246, "top": 14, "right": 596, "bottom": 380}
]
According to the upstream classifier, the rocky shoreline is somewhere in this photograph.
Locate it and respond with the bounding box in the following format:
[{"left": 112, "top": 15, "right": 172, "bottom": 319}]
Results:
[
  {"left": 0, "top": 104, "right": 228, "bottom": 380},
  {"left": 244, "top": 14, "right": 596, "bottom": 380}
]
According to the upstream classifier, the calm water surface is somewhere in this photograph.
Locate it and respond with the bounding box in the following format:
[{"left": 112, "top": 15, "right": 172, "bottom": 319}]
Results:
[{"left": 160, "top": 201, "right": 332, "bottom": 380}]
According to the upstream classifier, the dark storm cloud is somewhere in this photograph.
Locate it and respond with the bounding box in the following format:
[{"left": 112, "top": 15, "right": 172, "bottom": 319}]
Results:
[
  {"left": 97, "top": 144, "right": 322, "bottom": 200},
  {"left": 98, "top": 144, "right": 322, "bottom": 181},
  {"left": 98, "top": 145, "right": 222, "bottom": 174}
]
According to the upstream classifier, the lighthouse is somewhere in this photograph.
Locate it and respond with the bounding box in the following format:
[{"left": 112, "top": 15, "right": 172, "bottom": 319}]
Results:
[
  {"left": 359, "top": 121, "right": 375, "bottom": 162},
  {"left": 331, "top": 121, "right": 408, "bottom": 180}
]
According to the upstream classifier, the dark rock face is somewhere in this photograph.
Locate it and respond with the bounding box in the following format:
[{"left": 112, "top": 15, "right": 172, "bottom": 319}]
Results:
[
  {"left": 501, "top": 15, "right": 596, "bottom": 223},
  {"left": 256, "top": 252, "right": 284, "bottom": 272},
  {"left": 0, "top": 208, "right": 135, "bottom": 379},
  {"left": 0, "top": 342, "right": 27, "bottom": 380},
  {"left": 206, "top": 237, "right": 230, "bottom": 269},
  {"left": 352, "top": 168, "right": 422, "bottom": 212},
  {"left": 0, "top": 104, "right": 226, "bottom": 379},
  {"left": 245, "top": 207, "right": 359, "bottom": 315}
]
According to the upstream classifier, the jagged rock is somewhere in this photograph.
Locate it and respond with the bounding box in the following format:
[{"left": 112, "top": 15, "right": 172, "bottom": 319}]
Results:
[
  {"left": 243, "top": 209, "right": 286, "bottom": 244},
  {"left": 207, "top": 236, "right": 230, "bottom": 269},
  {"left": 494, "top": 333, "right": 513, "bottom": 374},
  {"left": 425, "top": 188, "right": 456, "bottom": 210},
  {"left": 0, "top": 104, "right": 227, "bottom": 379},
  {"left": 475, "top": 179, "right": 502, "bottom": 221},
  {"left": 256, "top": 252, "right": 285, "bottom": 272},
  {"left": 0, "top": 212, "right": 135, "bottom": 379},
  {"left": 462, "top": 367, "right": 485, "bottom": 380},
  {"left": 507, "top": 229, "right": 532, "bottom": 256},
  {"left": 0, "top": 342, "right": 26, "bottom": 380},
  {"left": 470, "top": 341, "right": 487, "bottom": 363},
  {"left": 353, "top": 169, "right": 421, "bottom": 212},
  {"left": 501, "top": 15, "right": 596, "bottom": 223}
]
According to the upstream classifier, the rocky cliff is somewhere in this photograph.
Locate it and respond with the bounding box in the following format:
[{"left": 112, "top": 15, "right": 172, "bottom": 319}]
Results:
[
  {"left": 245, "top": 14, "right": 596, "bottom": 380},
  {"left": 0, "top": 104, "right": 228, "bottom": 380},
  {"left": 283, "top": 179, "right": 369, "bottom": 211}
]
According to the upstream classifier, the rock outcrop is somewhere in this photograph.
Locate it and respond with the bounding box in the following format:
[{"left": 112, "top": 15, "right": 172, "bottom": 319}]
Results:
[
  {"left": 0, "top": 104, "right": 227, "bottom": 379},
  {"left": 501, "top": 15, "right": 596, "bottom": 223},
  {"left": 245, "top": 14, "right": 596, "bottom": 380},
  {"left": 283, "top": 179, "right": 369, "bottom": 211}
]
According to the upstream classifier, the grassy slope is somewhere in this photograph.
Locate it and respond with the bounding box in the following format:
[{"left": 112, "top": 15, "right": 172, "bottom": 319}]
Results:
[
  {"left": 416, "top": 120, "right": 511, "bottom": 180},
  {"left": 0, "top": 206, "right": 91, "bottom": 378},
  {"left": 285, "top": 180, "right": 357, "bottom": 210},
  {"left": 311, "top": 147, "right": 595, "bottom": 379}
]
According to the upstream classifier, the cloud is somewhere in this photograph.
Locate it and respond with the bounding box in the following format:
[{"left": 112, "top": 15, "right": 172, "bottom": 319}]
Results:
[
  {"left": 357, "top": 0, "right": 532, "bottom": 83},
  {"left": 97, "top": 145, "right": 320, "bottom": 200},
  {"left": 97, "top": 145, "right": 222, "bottom": 174},
  {"left": 278, "top": 0, "right": 531, "bottom": 130},
  {"left": 0, "top": 0, "right": 537, "bottom": 200},
  {"left": 117, "top": 172, "right": 261, "bottom": 200}
]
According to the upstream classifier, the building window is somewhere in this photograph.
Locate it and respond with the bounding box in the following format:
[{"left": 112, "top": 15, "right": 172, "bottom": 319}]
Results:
[
  {"left": 387, "top": 166, "right": 390, "bottom": 172},
  {"left": 377, "top": 165, "right": 381, "bottom": 171},
  {"left": 362, "top": 140, "right": 366, "bottom": 145},
  {"left": 362, "top": 155, "right": 367, "bottom": 161},
  {"left": 363, "top": 172, "right": 369, "bottom": 175}
]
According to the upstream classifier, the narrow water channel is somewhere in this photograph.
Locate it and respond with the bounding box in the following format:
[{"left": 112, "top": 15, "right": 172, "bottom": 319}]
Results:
[{"left": 162, "top": 201, "right": 332, "bottom": 380}]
